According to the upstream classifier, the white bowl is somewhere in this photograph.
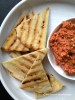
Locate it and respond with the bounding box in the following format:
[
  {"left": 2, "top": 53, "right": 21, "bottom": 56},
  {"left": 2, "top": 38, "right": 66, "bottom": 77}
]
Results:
[{"left": 47, "top": 19, "right": 75, "bottom": 80}]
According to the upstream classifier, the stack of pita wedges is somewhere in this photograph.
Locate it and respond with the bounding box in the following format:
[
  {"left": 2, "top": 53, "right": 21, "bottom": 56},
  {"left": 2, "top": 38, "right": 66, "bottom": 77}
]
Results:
[
  {"left": 2, "top": 7, "right": 50, "bottom": 57},
  {"left": 2, "top": 7, "right": 64, "bottom": 98},
  {"left": 2, "top": 48, "right": 64, "bottom": 98}
]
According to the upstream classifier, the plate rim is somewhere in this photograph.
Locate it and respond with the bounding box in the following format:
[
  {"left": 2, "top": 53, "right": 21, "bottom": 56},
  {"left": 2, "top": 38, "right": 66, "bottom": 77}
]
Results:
[{"left": 0, "top": 0, "right": 75, "bottom": 100}]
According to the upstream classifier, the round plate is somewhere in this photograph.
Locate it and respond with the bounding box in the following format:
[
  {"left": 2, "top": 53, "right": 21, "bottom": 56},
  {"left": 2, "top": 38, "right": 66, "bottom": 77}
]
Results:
[{"left": 0, "top": 0, "right": 75, "bottom": 100}]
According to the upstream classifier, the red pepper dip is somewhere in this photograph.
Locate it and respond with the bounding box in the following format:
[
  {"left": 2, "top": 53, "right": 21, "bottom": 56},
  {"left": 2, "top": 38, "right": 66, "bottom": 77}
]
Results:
[{"left": 50, "top": 21, "right": 75, "bottom": 75}]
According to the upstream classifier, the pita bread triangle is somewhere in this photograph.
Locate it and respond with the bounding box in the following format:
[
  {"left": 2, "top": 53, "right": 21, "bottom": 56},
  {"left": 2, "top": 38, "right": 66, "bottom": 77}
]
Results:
[
  {"left": 2, "top": 10, "right": 34, "bottom": 52},
  {"left": 2, "top": 12, "right": 26, "bottom": 51},
  {"left": 20, "top": 55, "right": 52, "bottom": 93},
  {"left": 35, "top": 73, "right": 64, "bottom": 98},
  {"left": 16, "top": 7, "right": 50, "bottom": 51},
  {"left": 9, "top": 51, "right": 23, "bottom": 58},
  {"left": 9, "top": 10, "right": 34, "bottom": 52},
  {"left": 2, "top": 48, "right": 48, "bottom": 81}
]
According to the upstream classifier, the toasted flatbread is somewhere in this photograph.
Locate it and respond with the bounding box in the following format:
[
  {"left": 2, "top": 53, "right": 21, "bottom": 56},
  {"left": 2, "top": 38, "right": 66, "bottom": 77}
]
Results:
[
  {"left": 9, "top": 52, "right": 22, "bottom": 58},
  {"left": 16, "top": 10, "right": 35, "bottom": 39},
  {"left": 2, "top": 10, "right": 34, "bottom": 52},
  {"left": 35, "top": 73, "right": 64, "bottom": 98},
  {"left": 9, "top": 51, "right": 28, "bottom": 58},
  {"left": 16, "top": 7, "right": 49, "bottom": 50},
  {"left": 14, "top": 12, "right": 26, "bottom": 27},
  {"left": 9, "top": 39, "right": 29, "bottom": 52},
  {"left": 8, "top": 10, "right": 34, "bottom": 52},
  {"left": 20, "top": 56, "right": 52, "bottom": 93},
  {"left": 2, "top": 48, "right": 48, "bottom": 81},
  {"left": 25, "top": 10, "right": 34, "bottom": 20},
  {"left": 2, "top": 12, "right": 26, "bottom": 51}
]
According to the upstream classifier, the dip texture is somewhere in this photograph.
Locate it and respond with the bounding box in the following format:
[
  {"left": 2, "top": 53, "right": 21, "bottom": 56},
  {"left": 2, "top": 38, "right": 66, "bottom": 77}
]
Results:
[{"left": 50, "top": 21, "right": 75, "bottom": 75}]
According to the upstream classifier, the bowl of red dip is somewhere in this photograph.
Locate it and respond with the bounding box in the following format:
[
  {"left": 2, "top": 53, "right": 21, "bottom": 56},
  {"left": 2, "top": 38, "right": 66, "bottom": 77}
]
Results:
[{"left": 47, "top": 18, "right": 75, "bottom": 80}]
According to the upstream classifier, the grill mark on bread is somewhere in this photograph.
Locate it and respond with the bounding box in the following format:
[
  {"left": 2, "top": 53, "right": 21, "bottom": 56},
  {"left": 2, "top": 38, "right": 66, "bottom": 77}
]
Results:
[
  {"left": 15, "top": 12, "right": 26, "bottom": 27},
  {"left": 6, "top": 30, "right": 29, "bottom": 52},
  {"left": 7, "top": 69, "right": 13, "bottom": 75},
  {"left": 38, "top": 51, "right": 45, "bottom": 55},
  {"left": 22, "top": 79, "right": 48, "bottom": 88},
  {"left": 40, "top": 8, "right": 49, "bottom": 48},
  {"left": 26, "top": 10, "right": 34, "bottom": 19},
  {"left": 10, "top": 60, "right": 30, "bottom": 71},
  {"left": 17, "top": 61, "right": 31, "bottom": 69},
  {"left": 35, "top": 79, "right": 49, "bottom": 84},
  {"left": 16, "top": 42, "right": 28, "bottom": 52},
  {"left": 30, "top": 14, "right": 42, "bottom": 50},
  {"left": 10, "top": 39, "right": 20, "bottom": 50},
  {"left": 20, "top": 11, "right": 34, "bottom": 45},
  {"left": 20, "top": 22, "right": 25, "bottom": 41},
  {"left": 25, "top": 19, "right": 31, "bottom": 42},
  {"left": 31, "top": 63, "right": 41, "bottom": 69},
  {"left": 29, "top": 54, "right": 37, "bottom": 58},
  {"left": 29, "top": 10, "right": 34, "bottom": 18},
  {"left": 9, "top": 39, "right": 29, "bottom": 52},
  {"left": 39, "top": 10, "right": 46, "bottom": 48},
  {"left": 33, "top": 13, "right": 44, "bottom": 50},
  {"left": 27, "top": 69, "right": 44, "bottom": 76},
  {"left": 25, "top": 16, "right": 38, "bottom": 48},
  {"left": 15, "top": 40, "right": 23, "bottom": 50},
  {"left": 8, "top": 62, "right": 26, "bottom": 73},
  {"left": 26, "top": 15, "right": 29, "bottom": 19},
  {"left": 22, "top": 56, "right": 33, "bottom": 64},
  {"left": 22, "top": 78, "right": 41, "bottom": 84},
  {"left": 16, "top": 18, "right": 24, "bottom": 27},
  {"left": 7, "top": 36, "right": 16, "bottom": 50},
  {"left": 30, "top": 14, "right": 39, "bottom": 45},
  {"left": 3, "top": 30, "right": 17, "bottom": 50},
  {"left": 7, "top": 70, "right": 22, "bottom": 81}
]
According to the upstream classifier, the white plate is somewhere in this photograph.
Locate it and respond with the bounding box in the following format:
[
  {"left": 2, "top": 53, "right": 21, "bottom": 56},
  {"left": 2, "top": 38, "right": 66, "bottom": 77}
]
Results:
[
  {"left": 0, "top": 0, "right": 75, "bottom": 100},
  {"left": 47, "top": 18, "right": 75, "bottom": 80}
]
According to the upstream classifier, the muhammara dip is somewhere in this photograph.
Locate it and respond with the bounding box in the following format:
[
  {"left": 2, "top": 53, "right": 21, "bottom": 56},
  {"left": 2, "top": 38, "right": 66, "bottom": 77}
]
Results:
[{"left": 50, "top": 21, "right": 75, "bottom": 75}]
